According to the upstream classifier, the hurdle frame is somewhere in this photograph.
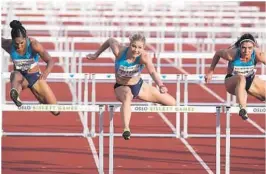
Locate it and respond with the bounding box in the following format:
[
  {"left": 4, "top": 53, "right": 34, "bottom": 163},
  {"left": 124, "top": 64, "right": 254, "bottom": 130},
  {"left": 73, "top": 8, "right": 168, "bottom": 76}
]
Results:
[
  {"left": 108, "top": 105, "right": 222, "bottom": 174},
  {"left": 1, "top": 70, "right": 109, "bottom": 173},
  {"left": 224, "top": 106, "right": 266, "bottom": 174},
  {"left": 182, "top": 74, "right": 266, "bottom": 139},
  {"left": 1, "top": 104, "right": 106, "bottom": 174}
]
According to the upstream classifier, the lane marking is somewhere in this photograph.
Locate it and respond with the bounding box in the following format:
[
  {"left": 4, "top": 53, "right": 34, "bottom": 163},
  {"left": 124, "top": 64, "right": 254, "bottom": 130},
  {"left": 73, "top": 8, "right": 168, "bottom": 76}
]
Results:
[
  {"left": 157, "top": 112, "right": 213, "bottom": 173},
  {"left": 65, "top": 75, "right": 101, "bottom": 171}
]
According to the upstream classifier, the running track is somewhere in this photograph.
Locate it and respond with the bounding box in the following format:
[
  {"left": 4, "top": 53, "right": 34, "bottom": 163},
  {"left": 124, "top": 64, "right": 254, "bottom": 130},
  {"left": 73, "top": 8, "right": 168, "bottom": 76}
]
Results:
[{"left": 2, "top": 3, "right": 266, "bottom": 174}]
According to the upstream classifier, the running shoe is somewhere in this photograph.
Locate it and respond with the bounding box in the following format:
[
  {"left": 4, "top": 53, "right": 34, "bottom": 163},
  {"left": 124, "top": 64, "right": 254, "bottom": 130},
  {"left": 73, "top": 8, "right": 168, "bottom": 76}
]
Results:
[
  {"left": 10, "top": 88, "right": 22, "bottom": 107},
  {"left": 239, "top": 108, "right": 248, "bottom": 120},
  {"left": 52, "top": 111, "right": 61, "bottom": 116},
  {"left": 122, "top": 129, "right": 131, "bottom": 140}
]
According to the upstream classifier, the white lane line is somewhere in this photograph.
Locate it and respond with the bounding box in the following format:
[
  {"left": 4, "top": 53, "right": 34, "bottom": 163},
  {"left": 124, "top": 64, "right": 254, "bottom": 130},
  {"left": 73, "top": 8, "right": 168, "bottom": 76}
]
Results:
[
  {"left": 247, "top": 118, "right": 266, "bottom": 133},
  {"left": 158, "top": 112, "right": 214, "bottom": 173},
  {"left": 78, "top": 112, "right": 100, "bottom": 170},
  {"left": 72, "top": 41, "right": 101, "bottom": 171},
  {"left": 87, "top": 136, "right": 100, "bottom": 169},
  {"left": 66, "top": 75, "right": 100, "bottom": 171},
  {"left": 180, "top": 138, "right": 214, "bottom": 174},
  {"left": 157, "top": 112, "right": 176, "bottom": 132}
]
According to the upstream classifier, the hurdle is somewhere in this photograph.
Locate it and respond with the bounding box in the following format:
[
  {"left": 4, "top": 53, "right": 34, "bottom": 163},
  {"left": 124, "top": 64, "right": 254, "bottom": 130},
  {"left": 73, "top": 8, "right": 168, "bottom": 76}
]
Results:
[
  {"left": 2, "top": 104, "right": 105, "bottom": 136},
  {"left": 1, "top": 71, "right": 106, "bottom": 174},
  {"left": 182, "top": 74, "right": 266, "bottom": 138},
  {"left": 1, "top": 104, "right": 105, "bottom": 174},
  {"left": 90, "top": 73, "right": 182, "bottom": 137},
  {"left": 224, "top": 106, "right": 266, "bottom": 174},
  {"left": 108, "top": 105, "right": 222, "bottom": 174},
  {"left": 182, "top": 74, "right": 225, "bottom": 138}
]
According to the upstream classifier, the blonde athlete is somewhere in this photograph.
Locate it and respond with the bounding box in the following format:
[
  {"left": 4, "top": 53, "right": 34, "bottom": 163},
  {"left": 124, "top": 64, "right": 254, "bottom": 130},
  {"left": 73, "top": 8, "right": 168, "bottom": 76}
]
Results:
[
  {"left": 86, "top": 33, "right": 176, "bottom": 140},
  {"left": 205, "top": 33, "right": 266, "bottom": 120}
]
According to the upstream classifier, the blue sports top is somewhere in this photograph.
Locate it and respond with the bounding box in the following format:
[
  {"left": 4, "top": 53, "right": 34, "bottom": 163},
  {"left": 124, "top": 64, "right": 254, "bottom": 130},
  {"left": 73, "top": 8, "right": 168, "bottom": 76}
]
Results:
[
  {"left": 115, "top": 47, "right": 144, "bottom": 78},
  {"left": 228, "top": 48, "right": 256, "bottom": 77},
  {"left": 10, "top": 38, "right": 39, "bottom": 71}
]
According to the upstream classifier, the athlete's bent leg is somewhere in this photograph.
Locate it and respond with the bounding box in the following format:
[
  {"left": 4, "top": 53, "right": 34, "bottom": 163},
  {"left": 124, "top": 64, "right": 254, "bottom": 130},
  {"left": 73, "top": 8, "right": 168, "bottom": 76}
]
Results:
[
  {"left": 9, "top": 71, "right": 28, "bottom": 107},
  {"left": 225, "top": 75, "right": 248, "bottom": 120},
  {"left": 31, "top": 80, "right": 60, "bottom": 116},
  {"left": 248, "top": 76, "right": 266, "bottom": 101},
  {"left": 137, "top": 82, "right": 176, "bottom": 106},
  {"left": 235, "top": 76, "right": 248, "bottom": 109},
  {"left": 115, "top": 86, "right": 133, "bottom": 140}
]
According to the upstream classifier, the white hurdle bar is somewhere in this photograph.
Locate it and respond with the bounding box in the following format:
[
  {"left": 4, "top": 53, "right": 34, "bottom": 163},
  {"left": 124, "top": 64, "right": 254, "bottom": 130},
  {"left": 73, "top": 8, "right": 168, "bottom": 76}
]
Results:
[
  {"left": 2, "top": 104, "right": 105, "bottom": 137},
  {"left": 224, "top": 106, "right": 266, "bottom": 174},
  {"left": 108, "top": 105, "right": 221, "bottom": 174},
  {"left": 1, "top": 104, "right": 105, "bottom": 174},
  {"left": 182, "top": 74, "right": 266, "bottom": 138}
]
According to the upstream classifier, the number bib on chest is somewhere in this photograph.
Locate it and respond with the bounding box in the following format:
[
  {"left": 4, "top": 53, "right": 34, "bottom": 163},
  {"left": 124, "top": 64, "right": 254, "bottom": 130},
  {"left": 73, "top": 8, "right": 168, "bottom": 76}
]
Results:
[
  {"left": 117, "top": 65, "right": 141, "bottom": 78},
  {"left": 13, "top": 58, "right": 36, "bottom": 71},
  {"left": 232, "top": 65, "right": 255, "bottom": 77}
]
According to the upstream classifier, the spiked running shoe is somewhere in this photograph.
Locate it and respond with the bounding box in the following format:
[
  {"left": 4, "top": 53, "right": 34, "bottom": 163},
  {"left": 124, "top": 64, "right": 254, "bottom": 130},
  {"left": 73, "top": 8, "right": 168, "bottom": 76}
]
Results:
[
  {"left": 122, "top": 130, "right": 131, "bottom": 140},
  {"left": 10, "top": 88, "right": 22, "bottom": 107},
  {"left": 52, "top": 111, "right": 61, "bottom": 116},
  {"left": 239, "top": 108, "right": 248, "bottom": 120}
]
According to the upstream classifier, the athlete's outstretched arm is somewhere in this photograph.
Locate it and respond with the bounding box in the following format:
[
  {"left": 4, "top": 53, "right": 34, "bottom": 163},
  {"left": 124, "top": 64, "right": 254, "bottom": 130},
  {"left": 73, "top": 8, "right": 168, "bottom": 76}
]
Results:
[
  {"left": 254, "top": 48, "right": 266, "bottom": 64},
  {"left": 141, "top": 52, "right": 167, "bottom": 93},
  {"left": 209, "top": 49, "right": 233, "bottom": 72},
  {"left": 31, "top": 38, "right": 54, "bottom": 80},
  {"left": 1, "top": 37, "right": 12, "bottom": 53},
  {"left": 205, "top": 48, "right": 234, "bottom": 83},
  {"left": 205, "top": 49, "right": 233, "bottom": 83},
  {"left": 86, "top": 38, "right": 122, "bottom": 60}
]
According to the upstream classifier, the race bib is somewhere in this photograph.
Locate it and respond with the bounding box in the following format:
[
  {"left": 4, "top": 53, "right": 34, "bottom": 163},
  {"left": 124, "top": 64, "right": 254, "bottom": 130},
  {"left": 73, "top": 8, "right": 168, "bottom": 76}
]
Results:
[
  {"left": 232, "top": 65, "right": 255, "bottom": 77},
  {"left": 117, "top": 65, "right": 141, "bottom": 78},
  {"left": 13, "top": 58, "right": 35, "bottom": 71}
]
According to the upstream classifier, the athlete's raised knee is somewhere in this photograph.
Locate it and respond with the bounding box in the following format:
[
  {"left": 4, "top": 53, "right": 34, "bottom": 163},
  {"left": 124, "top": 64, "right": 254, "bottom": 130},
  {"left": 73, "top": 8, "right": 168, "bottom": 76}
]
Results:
[
  {"left": 116, "top": 88, "right": 133, "bottom": 102},
  {"left": 166, "top": 97, "right": 176, "bottom": 106},
  {"left": 236, "top": 75, "right": 246, "bottom": 83}
]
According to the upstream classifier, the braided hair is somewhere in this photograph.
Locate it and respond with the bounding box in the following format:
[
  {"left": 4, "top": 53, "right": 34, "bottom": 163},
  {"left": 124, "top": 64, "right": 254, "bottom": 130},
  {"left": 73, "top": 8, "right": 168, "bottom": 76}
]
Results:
[{"left": 9, "top": 20, "right": 27, "bottom": 39}]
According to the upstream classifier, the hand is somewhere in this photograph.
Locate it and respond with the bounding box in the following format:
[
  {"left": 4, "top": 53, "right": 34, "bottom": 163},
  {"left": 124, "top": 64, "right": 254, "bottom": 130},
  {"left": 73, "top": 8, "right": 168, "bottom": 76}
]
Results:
[
  {"left": 39, "top": 71, "right": 48, "bottom": 80},
  {"left": 86, "top": 53, "right": 98, "bottom": 60},
  {"left": 159, "top": 85, "right": 168, "bottom": 94},
  {"left": 205, "top": 71, "right": 213, "bottom": 83}
]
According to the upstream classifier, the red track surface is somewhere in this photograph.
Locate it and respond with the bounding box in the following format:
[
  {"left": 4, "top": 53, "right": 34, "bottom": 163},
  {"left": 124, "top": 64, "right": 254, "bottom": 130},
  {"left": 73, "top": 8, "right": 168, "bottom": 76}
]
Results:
[{"left": 2, "top": 2, "right": 266, "bottom": 173}]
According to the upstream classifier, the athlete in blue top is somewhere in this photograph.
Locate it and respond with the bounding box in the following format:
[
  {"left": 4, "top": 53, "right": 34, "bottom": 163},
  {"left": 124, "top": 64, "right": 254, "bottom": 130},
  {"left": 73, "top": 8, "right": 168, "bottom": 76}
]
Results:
[
  {"left": 205, "top": 33, "right": 266, "bottom": 120},
  {"left": 1, "top": 20, "right": 60, "bottom": 116},
  {"left": 86, "top": 33, "right": 176, "bottom": 140}
]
